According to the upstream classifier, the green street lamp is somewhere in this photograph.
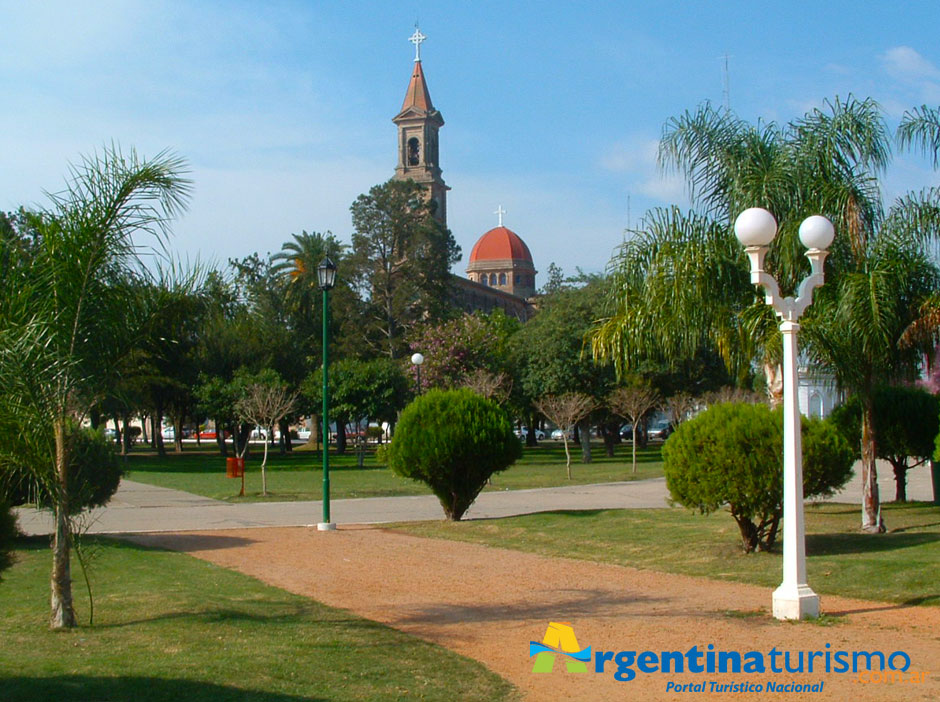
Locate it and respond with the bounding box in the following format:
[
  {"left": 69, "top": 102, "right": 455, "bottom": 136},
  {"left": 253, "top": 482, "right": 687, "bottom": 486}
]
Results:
[{"left": 317, "top": 256, "right": 338, "bottom": 531}]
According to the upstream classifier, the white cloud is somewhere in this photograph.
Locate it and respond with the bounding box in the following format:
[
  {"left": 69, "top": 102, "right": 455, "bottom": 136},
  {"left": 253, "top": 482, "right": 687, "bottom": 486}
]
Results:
[
  {"left": 882, "top": 46, "right": 940, "bottom": 82},
  {"left": 881, "top": 46, "right": 940, "bottom": 104}
]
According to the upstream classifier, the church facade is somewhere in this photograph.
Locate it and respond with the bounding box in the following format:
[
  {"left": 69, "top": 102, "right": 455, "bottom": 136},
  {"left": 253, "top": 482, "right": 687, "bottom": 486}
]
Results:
[{"left": 391, "top": 28, "right": 536, "bottom": 321}]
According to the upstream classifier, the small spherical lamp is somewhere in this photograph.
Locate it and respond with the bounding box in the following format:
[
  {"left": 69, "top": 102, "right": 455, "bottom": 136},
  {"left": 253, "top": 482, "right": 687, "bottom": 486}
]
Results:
[
  {"left": 798, "top": 215, "right": 835, "bottom": 250},
  {"left": 734, "top": 208, "right": 778, "bottom": 247}
]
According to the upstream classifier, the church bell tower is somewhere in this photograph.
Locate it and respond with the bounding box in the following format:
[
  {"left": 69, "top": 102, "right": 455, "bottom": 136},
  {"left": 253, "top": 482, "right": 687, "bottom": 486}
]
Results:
[{"left": 392, "top": 26, "right": 449, "bottom": 225}]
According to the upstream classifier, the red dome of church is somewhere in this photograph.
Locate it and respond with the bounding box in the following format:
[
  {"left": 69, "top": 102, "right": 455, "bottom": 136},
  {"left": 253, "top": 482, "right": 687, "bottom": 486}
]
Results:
[{"left": 469, "top": 226, "right": 533, "bottom": 263}]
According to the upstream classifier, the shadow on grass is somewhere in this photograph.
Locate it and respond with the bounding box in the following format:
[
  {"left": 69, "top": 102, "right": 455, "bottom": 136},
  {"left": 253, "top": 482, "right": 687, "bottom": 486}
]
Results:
[
  {"left": 806, "top": 531, "right": 939, "bottom": 556},
  {"left": 118, "top": 532, "right": 258, "bottom": 553},
  {"left": 1, "top": 675, "right": 324, "bottom": 702}
]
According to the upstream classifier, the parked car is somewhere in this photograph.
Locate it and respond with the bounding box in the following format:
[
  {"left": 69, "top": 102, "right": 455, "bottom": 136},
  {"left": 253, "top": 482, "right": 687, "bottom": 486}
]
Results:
[
  {"left": 197, "top": 430, "right": 230, "bottom": 440},
  {"left": 516, "top": 427, "right": 546, "bottom": 440},
  {"left": 551, "top": 428, "right": 573, "bottom": 441},
  {"left": 619, "top": 423, "right": 634, "bottom": 440},
  {"left": 296, "top": 428, "right": 311, "bottom": 441},
  {"left": 162, "top": 426, "right": 175, "bottom": 440},
  {"left": 647, "top": 419, "right": 673, "bottom": 441}
]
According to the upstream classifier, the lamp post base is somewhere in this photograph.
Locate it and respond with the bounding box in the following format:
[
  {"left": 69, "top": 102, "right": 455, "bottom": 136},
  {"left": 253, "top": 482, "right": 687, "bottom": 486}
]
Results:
[
  {"left": 772, "top": 583, "right": 820, "bottom": 620},
  {"left": 317, "top": 522, "right": 337, "bottom": 531}
]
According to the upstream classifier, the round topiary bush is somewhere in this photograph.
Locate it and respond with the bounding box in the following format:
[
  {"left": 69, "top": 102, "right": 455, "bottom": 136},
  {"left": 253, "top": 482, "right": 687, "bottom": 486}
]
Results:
[
  {"left": 387, "top": 388, "right": 521, "bottom": 520},
  {"left": 663, "top": 402, "right": 853, "bottom": 553}
]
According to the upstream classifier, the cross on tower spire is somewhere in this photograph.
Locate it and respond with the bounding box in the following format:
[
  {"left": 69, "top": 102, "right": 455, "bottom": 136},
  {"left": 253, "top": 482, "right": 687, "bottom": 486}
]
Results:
[
  {"left": 494, "top": 205, "right": 506, "bottom": 227},
  {"left": 409, "top": 25, "right": 426, "bottom": 62}
]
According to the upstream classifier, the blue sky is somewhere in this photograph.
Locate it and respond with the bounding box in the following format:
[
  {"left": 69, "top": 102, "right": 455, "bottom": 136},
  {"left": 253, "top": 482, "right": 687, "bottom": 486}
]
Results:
[{"left": 3, "top": 1, "right": 940, "bottom": 277}]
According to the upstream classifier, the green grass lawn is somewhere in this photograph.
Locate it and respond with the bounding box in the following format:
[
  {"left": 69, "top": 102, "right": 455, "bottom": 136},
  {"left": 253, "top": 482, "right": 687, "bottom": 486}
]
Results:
[
  {"left": 393, "top": 501, "right": 940, "bottom": 607},
  {"left": 0, "top": 536, "right": 518, "bottom": 702},
  {"left": 123, "top": 441, "right": 664, "bottom": 501}
]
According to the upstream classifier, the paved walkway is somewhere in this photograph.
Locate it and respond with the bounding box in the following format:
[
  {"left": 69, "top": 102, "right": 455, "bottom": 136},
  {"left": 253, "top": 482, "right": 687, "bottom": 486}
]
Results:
[
  {"left": 14, "top": 477, "right": 673, "bottom": 536},
  {"left": 14, "top": 459, "right": 935, "bottom": 536}
]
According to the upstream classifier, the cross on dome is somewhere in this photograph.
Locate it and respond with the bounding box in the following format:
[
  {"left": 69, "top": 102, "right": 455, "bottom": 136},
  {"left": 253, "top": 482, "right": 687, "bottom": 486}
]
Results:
[
  {"left": 494, "top": 205, "right": 506, "bottom": 227},
  {"left": 409, "top": 26, "right": 427, "bottom": 62}
]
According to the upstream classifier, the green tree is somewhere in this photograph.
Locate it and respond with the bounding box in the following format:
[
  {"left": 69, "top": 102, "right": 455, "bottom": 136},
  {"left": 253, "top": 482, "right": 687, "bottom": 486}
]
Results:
[
  {"left": 302, "top": 358, "right": 409, "bottom": 455},
  {"left": 829, "top": 386, "right": 940, "bottom": 502},
  {"left": 387, "top": 389, "right": 520, "bottom": 520},
  {"left": 408, "top": 311, "right": 520, "bottom": 392},
  {"left": 511, "top": 280, "right": 615, "bottom": 457},
  {"left": 592, "top": 97, "right": 940, "bottom": 532},
  {"left": 0, "top": 146, "right": 190, "bottom": 628},
  {"left": 663, "top": 403, "right": 853, "bottom": 552},
  {"left": 348, "top": 179, "right": 460, "bottom": 359}
]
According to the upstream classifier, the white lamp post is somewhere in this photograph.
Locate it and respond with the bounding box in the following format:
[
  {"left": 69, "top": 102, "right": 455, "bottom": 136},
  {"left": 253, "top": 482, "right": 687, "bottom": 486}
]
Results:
[
  {"left": 411, "top": 352, "right": 424, "bottom": 394},
  {"left": 734, "top": 208, "right": 834, "bottom": 621}
]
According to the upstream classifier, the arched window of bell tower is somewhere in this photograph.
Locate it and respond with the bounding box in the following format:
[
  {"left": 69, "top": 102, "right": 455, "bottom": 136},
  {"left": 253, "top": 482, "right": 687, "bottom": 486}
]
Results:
[{"left": 408, "top": 138, "right": 420, "bottom": 166}]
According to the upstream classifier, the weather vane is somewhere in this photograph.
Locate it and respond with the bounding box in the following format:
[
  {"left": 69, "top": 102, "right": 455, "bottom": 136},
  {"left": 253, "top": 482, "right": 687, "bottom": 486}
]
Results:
[
  {"left": 409, "top": 25, "right": 426, "bottom": 62},
  {"left": 494, "top": 205, "right": 506, "bottom": 227}
]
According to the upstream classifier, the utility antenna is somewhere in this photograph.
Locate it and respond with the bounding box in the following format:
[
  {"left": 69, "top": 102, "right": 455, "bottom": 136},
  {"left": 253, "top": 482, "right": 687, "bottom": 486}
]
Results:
[{"left": 720, "top": 53, "right": 732, "bottom": 111}]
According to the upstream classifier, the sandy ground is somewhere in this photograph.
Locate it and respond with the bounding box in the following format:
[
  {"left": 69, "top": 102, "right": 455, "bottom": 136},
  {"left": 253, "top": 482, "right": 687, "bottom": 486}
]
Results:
[{"left": 129, "top": 526, "right": 939, "bottom": 702}]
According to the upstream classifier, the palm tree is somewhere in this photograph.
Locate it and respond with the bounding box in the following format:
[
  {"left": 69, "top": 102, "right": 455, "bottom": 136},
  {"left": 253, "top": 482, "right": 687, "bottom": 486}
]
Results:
[
  {"left": 0, "top": 146, "right": 191, "bottom": 628},
  {"left": 592, "top": 97, "right": 940, "bottom": 532}
]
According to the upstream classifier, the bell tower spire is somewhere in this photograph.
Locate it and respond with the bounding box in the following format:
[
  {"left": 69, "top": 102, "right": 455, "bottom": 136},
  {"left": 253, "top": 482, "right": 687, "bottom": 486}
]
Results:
[{"left": 392, "top": 25, "right": 449, "bottom": 225}]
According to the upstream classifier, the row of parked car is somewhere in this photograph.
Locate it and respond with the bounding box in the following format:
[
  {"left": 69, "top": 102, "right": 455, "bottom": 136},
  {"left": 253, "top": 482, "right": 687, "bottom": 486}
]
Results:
[{"left": 515, "top": 418, "right": 674, "bottom": 442}]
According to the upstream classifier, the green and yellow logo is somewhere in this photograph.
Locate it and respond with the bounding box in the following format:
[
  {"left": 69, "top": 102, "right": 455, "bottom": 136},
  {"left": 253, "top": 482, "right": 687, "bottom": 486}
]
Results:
[{"left": 530, "top": 622, "right": 591, "bottom": 673}]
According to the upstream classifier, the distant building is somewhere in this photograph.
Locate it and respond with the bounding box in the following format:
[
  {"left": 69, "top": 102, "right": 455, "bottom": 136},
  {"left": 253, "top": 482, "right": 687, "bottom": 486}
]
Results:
[{"left": 390, "top": 27, "right": 536, "bottom": 321}]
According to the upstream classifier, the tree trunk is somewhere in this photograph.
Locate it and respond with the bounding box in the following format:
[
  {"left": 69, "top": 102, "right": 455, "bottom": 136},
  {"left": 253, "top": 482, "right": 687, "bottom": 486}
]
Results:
[
  {"left": 214, "top": 419, "right": 228, "bottom": 457},
  {"left": 121, "top": 413, "right": 133, "bottom": 455},
  {"left": 278, "top": 418, "right": 291, "bottom": 453},
  {"left": 336, "top": 422, "right": 347, "bottom": 455},
  {"left": 732, "top": 511, "right": 760, "bottom": 554},
  {"left": 526, "top": 411, "right": 538, "bottom": 447},
  {"left": 51, "top": 419, "right": 76, "bottom": 629},
  {"left": 562, "top": 437, "right": 572, "bottom": 479},
  {"left": 860, "top": 398, "right": 886, "bottom": 532},
  {"left": 261, "top": 431, "right": 269, "bottom": 496},
  {"left": 173, "top": 414, "right": 183, "bottom": 453},
  {"left": 891, "top": 460, "right": 908, "bottom": 502},
  {"left": 631, "top": 426, "right": 639, "bottom": 474},
  {"left": 579, "top": 419, "right": 592, "bottom": 464},
  {"left": 154, "top": 404, "right": 166, "bottom": 458},
  {"left": 601, "top": 422, "right": 616, "bottom": 457}
]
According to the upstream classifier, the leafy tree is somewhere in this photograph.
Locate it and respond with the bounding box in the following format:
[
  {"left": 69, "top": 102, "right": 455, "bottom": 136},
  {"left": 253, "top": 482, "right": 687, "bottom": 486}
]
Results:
[
  {"left": 663, "top": 403, "right": 854, "bottom": 552},
  {"left": 511, "top": 280, "right": 615, "bottom": 457},
  {"left": 408, "top": 311, "right": 520, "bottom": 392},
  {"left": 0, "top": 146, "right": 190, "bottom": 628},
  {"left": 534, "top": 393, "right": 595, "bottom": 478},
  {"left": 830, "top": 386, "right": 940, "bottom": 502},
  {"left": 303, "top": 358, "right": 409, "bottom": 454},
  {"left": 387, "top": 389, "right": 520, "bottom": 520},
  {"left": 348, "top": 179, "right": 460, "bottom": 359}
]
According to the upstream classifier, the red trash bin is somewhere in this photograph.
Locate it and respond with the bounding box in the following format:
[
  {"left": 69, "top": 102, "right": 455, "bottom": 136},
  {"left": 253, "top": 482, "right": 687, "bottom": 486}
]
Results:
[{"left": 226, "top": 457, "right": 245, "bottom": 478}]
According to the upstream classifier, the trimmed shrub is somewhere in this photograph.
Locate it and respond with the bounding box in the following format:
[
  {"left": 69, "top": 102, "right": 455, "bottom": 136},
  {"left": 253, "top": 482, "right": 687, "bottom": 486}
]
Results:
[
  {"left": 387, "top": 388, "right": 521, "bottom": 520},
  {"left": 663, "top": 402, "right": 853, "bottom": 553},
  {"left": 0, "top": 427, "right": 122, "bottom": 514}
]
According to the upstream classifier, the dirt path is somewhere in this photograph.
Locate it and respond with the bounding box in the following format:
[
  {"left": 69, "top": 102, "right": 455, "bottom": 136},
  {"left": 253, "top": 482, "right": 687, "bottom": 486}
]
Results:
[{"left": 129, "top": 526, "right": 939, "bottom": 702}]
